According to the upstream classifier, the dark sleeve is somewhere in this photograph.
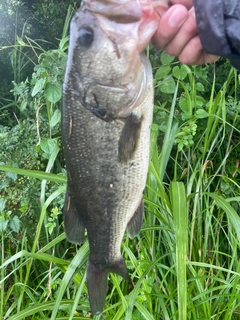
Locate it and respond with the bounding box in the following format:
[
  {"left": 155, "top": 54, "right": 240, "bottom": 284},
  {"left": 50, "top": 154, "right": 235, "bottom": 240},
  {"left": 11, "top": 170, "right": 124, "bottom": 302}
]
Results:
[{"left": 193, "top": 0, "right": 240, "bottom": 70}]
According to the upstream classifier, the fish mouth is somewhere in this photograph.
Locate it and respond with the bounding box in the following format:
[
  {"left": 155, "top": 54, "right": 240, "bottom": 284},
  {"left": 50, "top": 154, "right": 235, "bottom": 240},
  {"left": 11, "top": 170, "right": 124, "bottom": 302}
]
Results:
[
  {"left": 83, "top": 0, "right": 169, "bottom": 23},
  {"left": 81, "top": 0, "right": 168, "bottom": 53},
  {"left": 82, "top": 0, "right": 142, "bottom": 23}
]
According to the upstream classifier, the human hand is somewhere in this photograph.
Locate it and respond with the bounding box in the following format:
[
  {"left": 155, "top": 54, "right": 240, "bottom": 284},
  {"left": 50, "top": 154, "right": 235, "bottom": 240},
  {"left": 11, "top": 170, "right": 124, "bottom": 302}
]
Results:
[{"left": 152, "top": 0, "right": 219, "bottom": 65}]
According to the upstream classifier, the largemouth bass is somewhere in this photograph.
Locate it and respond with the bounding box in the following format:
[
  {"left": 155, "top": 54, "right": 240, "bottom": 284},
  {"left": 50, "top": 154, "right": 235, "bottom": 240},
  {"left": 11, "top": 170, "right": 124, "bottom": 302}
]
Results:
[{"left": 62, "top": 0, "right": 168, "bottom": 315}]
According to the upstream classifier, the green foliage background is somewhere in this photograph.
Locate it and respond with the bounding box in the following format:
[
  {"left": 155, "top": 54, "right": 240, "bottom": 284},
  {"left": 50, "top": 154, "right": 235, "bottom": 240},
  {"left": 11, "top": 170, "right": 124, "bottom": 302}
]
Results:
[{"left": 0, "top": 1, "right": 240, "bottom": 319}]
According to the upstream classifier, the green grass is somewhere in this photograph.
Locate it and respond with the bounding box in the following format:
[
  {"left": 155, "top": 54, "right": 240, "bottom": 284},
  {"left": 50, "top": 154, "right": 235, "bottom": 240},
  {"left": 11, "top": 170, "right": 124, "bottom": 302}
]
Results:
[{"left": 1, "top": 35, "right": 240, "bottom": 320}]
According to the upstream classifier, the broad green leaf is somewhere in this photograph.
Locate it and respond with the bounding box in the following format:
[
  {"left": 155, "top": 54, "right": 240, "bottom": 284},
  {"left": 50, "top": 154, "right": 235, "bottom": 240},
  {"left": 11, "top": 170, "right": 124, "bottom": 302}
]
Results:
[
  {"left": 6, "top": 170, "right": 18, "bottom": 181},
  {"left": 173, "top": 65, "right": 188, "bottom": 80},
  {"left": 0, "top": 198, "right": 7, "bottom": 211},
  {"left": 195, "top": 82, "right": 205, "bottom": 92},
  {"left": 31, "top": 78, "right": 45, "bottom": 97},
  {"left": 20, "top": 100, "right": 27, "bottom": 112},
  {"left": 155, "top": 65, "right": 171, "bottom": 80},
  {"left": 9, "top": 215, "right": 21, "bottom": 233},
  {"left": 160, "top": 50, "right": 175, "bottom": 65},
  {"left": 45, "top": 81, "right": 62, "bottom": 103},
  {"left": 0, "top": 216, "right": 8, "bottom": 232},
  {"left": 50, "top": 109, "right": 61, "bottom": 128},
  {"left": 179, "top": 95, "right": 206, "bottom": 114},
  {"left": 151, "top": 123, "right": 159, "bottom": 132},
  {"left": 195, "top": 95, "right": 206, "bottom": 108},
  {"left": 195, "top": 109, "right": 209, "bottom": 119},
  {"left": 179, "top": 96, "right": 189, "bottom": 113},
  {"left": 158, "top": 76, "right": 176, "bottom": 94},
  {"left": 40, "top": 138, "right": 58, "bottom": 154}
]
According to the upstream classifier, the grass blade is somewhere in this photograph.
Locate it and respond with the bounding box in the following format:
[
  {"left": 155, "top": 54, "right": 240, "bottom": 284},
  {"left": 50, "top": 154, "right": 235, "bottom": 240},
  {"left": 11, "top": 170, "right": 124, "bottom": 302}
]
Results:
[
  {"left": 0, "top": 165, "right": 67, "bottom": 183},
  {"left": 205, "top": 192, "right": 240, "bottom": 245},
  {"left": 170, "top": 182, "right": 187, "bottom": 320},
  {"left": 51, "top": 242, "right": 89, "bottom": 320}
]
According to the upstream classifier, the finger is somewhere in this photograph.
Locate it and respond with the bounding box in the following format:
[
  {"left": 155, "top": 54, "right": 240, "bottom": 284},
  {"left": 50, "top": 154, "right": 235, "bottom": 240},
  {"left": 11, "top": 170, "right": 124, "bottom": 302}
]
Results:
[
  {"left": 178, "top": 36, "right": 206, "bottom": 64},
  {"left": 164, "top": 7, "right": 197, "bottom": 57},
  {"left": 152, "top": 5, "right": 188, "bottom": 49},
  {"left": 203, "top": 55, "right": 219, "bottom": 64},
  {"left": 178, "top": 36, "right": 219, "bottom": 65},
  {"left": 170, "top": 0, "right": 193, "bottom": 10}
]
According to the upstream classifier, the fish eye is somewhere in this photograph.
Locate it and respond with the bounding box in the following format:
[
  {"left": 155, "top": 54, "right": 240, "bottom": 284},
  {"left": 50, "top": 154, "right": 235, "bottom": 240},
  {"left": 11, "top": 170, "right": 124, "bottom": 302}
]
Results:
[{"left": 78, "top": 26, "right": 94, "bottom": 47}]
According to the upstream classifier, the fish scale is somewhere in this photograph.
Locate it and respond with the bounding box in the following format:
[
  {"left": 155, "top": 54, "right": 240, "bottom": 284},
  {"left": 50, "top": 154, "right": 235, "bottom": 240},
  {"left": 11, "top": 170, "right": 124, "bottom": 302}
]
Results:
[{"left": 62, "top": 0, "right": 169, "bottom": 315}]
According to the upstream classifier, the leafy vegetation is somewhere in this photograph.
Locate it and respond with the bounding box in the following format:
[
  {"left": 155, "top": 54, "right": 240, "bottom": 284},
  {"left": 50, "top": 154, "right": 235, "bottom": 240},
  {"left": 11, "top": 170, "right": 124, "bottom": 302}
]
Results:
[{"left": 1, "top": 2, "right": 240, "bottom": 320}]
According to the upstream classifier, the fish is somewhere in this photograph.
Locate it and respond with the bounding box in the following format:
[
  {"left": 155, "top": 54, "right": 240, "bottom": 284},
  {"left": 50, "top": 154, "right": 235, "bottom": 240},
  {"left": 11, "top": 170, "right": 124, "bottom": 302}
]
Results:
[{"left": 62, "top": 0, "right": 169, "bottom": 315}]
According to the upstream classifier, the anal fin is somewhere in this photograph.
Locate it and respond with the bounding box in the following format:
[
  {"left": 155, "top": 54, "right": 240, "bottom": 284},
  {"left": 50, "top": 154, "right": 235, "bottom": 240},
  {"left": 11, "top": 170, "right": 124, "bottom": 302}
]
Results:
[
  {"left": 63, "top": 186, "right": 85, "bottom": 244},
  {"left": 127, "top": 197, "right": 144, "bottom": 239}
]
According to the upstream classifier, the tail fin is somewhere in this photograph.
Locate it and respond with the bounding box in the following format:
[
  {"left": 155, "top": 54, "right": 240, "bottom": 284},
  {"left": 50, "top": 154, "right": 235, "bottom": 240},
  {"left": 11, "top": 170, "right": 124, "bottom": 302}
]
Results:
[
  {"left": 87, "top": 257, "right": 130, "bottom": 315},
  {"left": 87, "top": 262, "right": 109, "bottom": 315}
]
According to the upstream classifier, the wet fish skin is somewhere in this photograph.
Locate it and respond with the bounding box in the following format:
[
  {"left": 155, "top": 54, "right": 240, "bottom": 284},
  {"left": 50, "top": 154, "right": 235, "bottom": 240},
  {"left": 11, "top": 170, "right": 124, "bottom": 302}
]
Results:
[{"left": 62, "top": 0, "right": 168, "bottom": 315}]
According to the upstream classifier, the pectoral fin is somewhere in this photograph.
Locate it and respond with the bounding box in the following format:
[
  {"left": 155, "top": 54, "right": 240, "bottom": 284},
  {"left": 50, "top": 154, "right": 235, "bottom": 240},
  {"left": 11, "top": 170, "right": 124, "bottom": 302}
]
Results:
[
  {"left": 127, "top": 197, "right": 144, "bottom": 239},
  {"left": 63, "top": 186, "right": 85, "bottom": 244},
  {"left": 118, "top": 113, "right": 143, "bottom": 163}
]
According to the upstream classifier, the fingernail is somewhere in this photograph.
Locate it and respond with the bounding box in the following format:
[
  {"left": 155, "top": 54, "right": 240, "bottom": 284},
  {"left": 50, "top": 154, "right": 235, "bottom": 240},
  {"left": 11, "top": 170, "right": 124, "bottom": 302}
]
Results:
[{"left": 168, "top": 7, "right": 187, "bottom": 27}]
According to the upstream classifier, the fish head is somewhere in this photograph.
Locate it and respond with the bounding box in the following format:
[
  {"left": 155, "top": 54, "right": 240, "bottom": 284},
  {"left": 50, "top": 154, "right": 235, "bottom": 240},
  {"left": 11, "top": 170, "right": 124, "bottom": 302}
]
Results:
[{"left": 64, "top": 0, "right": 169, "bottom": 120}]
